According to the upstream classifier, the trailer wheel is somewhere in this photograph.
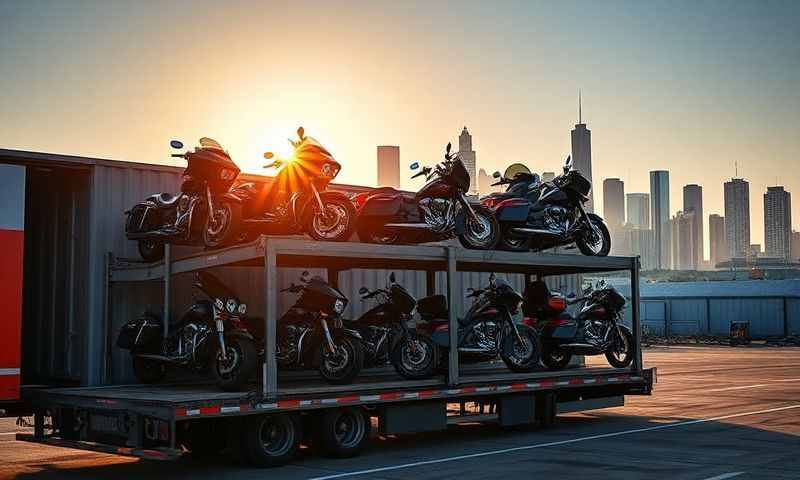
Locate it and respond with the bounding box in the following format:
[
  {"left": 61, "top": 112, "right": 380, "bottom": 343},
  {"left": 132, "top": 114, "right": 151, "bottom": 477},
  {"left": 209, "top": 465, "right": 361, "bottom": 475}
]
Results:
[
  {"left": 241, "top": 414, "right": 302, "bottom": 467},
  {"left": 315, "top": 407, "right": 370, "bottom": 458}
]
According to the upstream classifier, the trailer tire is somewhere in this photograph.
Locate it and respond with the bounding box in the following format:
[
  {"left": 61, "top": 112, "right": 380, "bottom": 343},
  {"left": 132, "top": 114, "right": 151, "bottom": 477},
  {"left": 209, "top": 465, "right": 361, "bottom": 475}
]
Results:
[
  {"left": 241, "top": 414, "right": 302, "bottom": 467},
  {"left": 315, "top": 407, "right": 370, "bottom": 458}
]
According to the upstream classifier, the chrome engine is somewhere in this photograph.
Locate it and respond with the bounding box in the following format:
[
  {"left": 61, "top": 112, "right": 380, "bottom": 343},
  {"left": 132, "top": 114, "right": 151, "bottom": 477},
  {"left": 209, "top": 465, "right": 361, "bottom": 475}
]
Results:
[
  {"left": 471, "top": 321, "right": 500, "bottom": 352},
  {"left": 419, "top": 198, "right": 454, "bottom": 232},
  {"left": 543, "top": 206, "right": 570, "bottom": 235},
  {"left": 172, "top": 322, "right": 209, "bottom": 360},
  {"left": 584, "top": 320, "right": 609, "bottom": 346},
  {"left": 276, "top": 324, "right": 309, "bottom": 365}
]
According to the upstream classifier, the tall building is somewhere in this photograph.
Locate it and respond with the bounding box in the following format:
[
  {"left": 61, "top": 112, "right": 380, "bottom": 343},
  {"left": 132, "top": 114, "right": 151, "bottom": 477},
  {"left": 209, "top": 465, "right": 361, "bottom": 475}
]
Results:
[
  {"left": 682, "top": 184, "right": 704, "bottom": 267},
  {"left": 791, "top": 230, "right": 800, "bottom": 262},
  {"left": 570, "top": 93, "right": 593, "bottom": 212},
  {"left": 709, "top": 214, "right": 727, "bottom": 267},
  {"left": 478, "top": 168, "right": 501, "bottom": 196},
  {"left": 671, "top": 211, "right": 697, "bottom": 270},
  {"left": 626, "top": 193, "right": 650, "bottom": 229},
  {"left": 724, "top": 178, "right": 750, "bottom": 258},
  {"left": 458, "top": 127, "right": 478, "bottom": 195},
  {"left": 763, "top": 186, "right": 792, "bottom": 260},
  {"left": 650, "top": 170, "right": 671, "bottom": 269},
  {"left": 628, "top": 228, "right": 657, "bottom": 271},
  {"left": 541, "top": 172, "right": 556, "bottom": 183},
  {"left": 376, "top": 145, "right": 400, "bottom": 188},
  {"left": 603, "top": 178, "right": 625, "bottom": 229}
]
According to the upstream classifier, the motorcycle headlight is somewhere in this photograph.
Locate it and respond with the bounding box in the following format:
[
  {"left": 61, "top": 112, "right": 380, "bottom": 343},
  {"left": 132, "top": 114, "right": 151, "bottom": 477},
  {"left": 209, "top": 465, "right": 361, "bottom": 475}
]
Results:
[
  {"left": 220, "top": 169, "right": 236, "bottom": 180},
  {"left": 321, "top": 163, "right": 332, "bottom": 177},
  {"left": 226, "top": 299, "right": 237, "bottom": 314},
  {"left": 214, "top": 298, "right": 224, "bottom": 310},
  {"left": 334, "top": 299, "right": 345, "bottom": 314},
  {"left": 238, "top": 303, "right": 247, "bottom": 315}
]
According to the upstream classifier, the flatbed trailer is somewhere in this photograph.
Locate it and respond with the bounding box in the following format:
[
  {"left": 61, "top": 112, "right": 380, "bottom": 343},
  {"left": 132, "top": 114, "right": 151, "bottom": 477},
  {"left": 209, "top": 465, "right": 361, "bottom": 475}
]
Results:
[{"left": 18, "top": 236, "right": 655, "bottom": 466}]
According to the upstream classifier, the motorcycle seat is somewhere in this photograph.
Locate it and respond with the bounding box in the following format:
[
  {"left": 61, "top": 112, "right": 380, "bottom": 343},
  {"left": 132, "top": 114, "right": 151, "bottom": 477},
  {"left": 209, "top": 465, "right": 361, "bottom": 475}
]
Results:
[{"left": 147, "top": 193, "right": 181, "bottom": 207}]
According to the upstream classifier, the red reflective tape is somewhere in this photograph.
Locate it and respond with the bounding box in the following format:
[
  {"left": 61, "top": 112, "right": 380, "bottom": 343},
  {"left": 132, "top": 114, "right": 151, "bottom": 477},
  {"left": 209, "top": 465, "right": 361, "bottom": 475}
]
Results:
[
  {"left": 539, "top": 380, "right": 554, "bottom": 388},
  {"left": 239, "top": 404, "right": 250, "bottom": 413},
  {"left": 175, "top": 408, "right": 187, "bottom": 417},
  {"left": 199, "top": 406, "right": 220, "bottom": 415},
  {"left": 0, "top": 374, "right": 19, "bottom": 401},
  {"left": 461, "top": 387, "right": 477, "bottom": 394},
  {"left": 337, "top": 395, "right": 360, "bottom": 404},
  {"left": 379, "top": 392, "right": 402, "bottom": 401},
  {"left": 277, "top": 399, "right": 300, "bottom": 409},
  {"left": 117, "top": 447, "right": 133, "bottom": 455},
  {"left": 511, "top": 383, "right": 527, "bottom": 391},
  {"left": 419, "top": 390, "right": 436, "bottom": 398},
  {"left": 568, "top": 379, "right": 582, "bottom": 385}
]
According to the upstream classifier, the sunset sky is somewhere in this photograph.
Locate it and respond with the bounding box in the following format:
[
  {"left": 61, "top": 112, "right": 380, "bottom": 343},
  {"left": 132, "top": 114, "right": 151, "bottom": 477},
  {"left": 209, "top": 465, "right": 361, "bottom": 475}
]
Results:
[{"left": 1, "top": 0, "right": 798, "bottom": 255}]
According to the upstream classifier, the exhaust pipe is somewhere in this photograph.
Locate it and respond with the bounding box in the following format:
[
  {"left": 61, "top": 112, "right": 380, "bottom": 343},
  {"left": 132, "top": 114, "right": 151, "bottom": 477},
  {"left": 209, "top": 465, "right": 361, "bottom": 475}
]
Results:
[
  {"left": 384, "top": 223, "right": 433, "bottom": 230},
  {"left": 511, "top": 227, "right": 559, "bottom": 237}
]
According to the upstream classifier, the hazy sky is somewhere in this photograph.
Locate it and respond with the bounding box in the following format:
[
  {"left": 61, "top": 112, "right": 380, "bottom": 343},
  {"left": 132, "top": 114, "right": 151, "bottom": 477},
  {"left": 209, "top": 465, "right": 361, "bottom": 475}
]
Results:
[{"left": 1, "top": 0, "right": 798, "bottom": 256}]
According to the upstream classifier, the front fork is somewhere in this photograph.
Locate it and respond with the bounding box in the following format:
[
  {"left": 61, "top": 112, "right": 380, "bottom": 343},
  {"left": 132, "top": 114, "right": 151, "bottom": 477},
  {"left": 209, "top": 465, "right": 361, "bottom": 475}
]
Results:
[
  {"left": 576, "top": 202, "right": 599, "bottom": 238},
  {"left": 458, "top": 192, "right": 480, "bottom": 223},
  {"left": 214, "top": 307, "right": 227, "bottom": 361},
  {"left": 310, "top": 183, "right": 326, "bottom": 213},
  {"left": 206, "top": 184, "right": 216, "bottom": 220},
  {"left": 319, "top": 317, "right": 337, "bottom": 354}
]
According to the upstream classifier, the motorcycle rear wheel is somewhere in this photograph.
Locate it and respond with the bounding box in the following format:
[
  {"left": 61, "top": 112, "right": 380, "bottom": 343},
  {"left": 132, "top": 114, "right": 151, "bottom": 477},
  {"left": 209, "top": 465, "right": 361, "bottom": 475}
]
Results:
[
  {"left": 356, "top": 221, "right": 399, "bottom": 244},
  {"left": 498, "top": 225, "right": 531, "bottom": 252},
  {"left": 541, "top": 344, "right": 572, "bottom": 370},
  {"left": 457, "top": 205, "right": 500, "bottom": 250},
  {"left": 137, "top": 239, "right": 165, "bottom": 262}
]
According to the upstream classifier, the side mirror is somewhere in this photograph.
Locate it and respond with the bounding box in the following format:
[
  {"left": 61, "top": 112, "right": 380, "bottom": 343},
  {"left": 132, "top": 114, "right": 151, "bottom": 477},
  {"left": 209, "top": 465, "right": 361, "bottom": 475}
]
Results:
[
  {"left": 489, "top": 272, "right": 496, "bottom": 286},
  {"left": 492, "top": 171, "right": 501, "bottom": 178},
  {"left": 297, "top": 127, "right": 305, "bottom": 140},
  {"left": 389, "top": 272, "right": 396, "bottom": 283},
  {"left": 264, "top": 152, "right": 274, "bottom": 159},
  {"left": 170, "top": 140, "right": 184, "bottom": 149},
  {"left": 410, "top": 162, "right": 419, "bottom": 170},
  {"left": 358, "top": 286, "right": 369, "bottom": 295},
  {"left": 446, "top": 142, "right": 452, "bottom": 155}
]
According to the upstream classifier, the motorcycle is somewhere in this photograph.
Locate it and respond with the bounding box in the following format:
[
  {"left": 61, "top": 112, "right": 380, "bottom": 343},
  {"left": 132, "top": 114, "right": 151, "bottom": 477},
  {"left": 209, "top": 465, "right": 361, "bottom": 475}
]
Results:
[
  {"left": 125, "top": 138, "right": 244, "bottom": 262},
  {"left": 481, "top": 156, "right": 611, "bottom": 255},
  {"left": 277, "top": 272, "right": 364, "bottom": 384},
  {"left": 231, "top": 127, "right": 356, "bottom": 243},
  {"left": 355, "top": 142, "right": 499, "bottom": 250},
  {"left": 347, "top": 273, "right": 438, "bottom": 379},
  {"left": 521, "top": 280, "right": 633, "bottom": 370},
  {"left": 416, "top": 274, "right": 541, "bottom": 373},
  {"left": 116, "top": 271, "right": 258, "bottom": 391}
]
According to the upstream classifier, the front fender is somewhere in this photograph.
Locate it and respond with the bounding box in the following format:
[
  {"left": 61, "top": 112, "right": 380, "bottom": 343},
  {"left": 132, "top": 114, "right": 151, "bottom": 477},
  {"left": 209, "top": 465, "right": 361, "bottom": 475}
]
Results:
[{"left": 587, "top": 213, "right": 604, "bottom": 223}]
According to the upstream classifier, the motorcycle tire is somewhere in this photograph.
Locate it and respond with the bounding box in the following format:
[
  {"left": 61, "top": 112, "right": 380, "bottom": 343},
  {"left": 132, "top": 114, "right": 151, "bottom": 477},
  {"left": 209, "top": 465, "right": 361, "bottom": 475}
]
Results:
[
  {"left": 605, "top": 327, "right": 634, "bottom": 368},
  {"left": 457, "top": 205, "right": 500, "bottom": 250},
  {"left": 203, "top": 200, "right": 242, "bottom": 249},
  {"left": 132, "top": 355, "right": 166, "bottom": 384},
  {"left": 137, "top": 239, "right": 165, "bottom": 263},
  {"left": 541, "top": 344, "right": 572, "bottom": 370},
  {"left": 213, "top": 334, "right": 257, "bottom": 391},
  {"left": 318, "top": 333, "right": 364, "bottom": 385},
  {"left": 304, "top": 196, "right": 356, "bottom": 242},
  {"left": 500, "top": 324, "right": 541, "bottom": 373},
  {"left": 576, "top": 218, "right": 611, "bottom": 256},
  {"left": 241, "top": 414, "right": 302, "bottom": 468},
  {"left": 390, "top": 332, "right": 438, "bottom": 380},
  {"left": 356, "top": 221, "right": 400, "bottom": 245},
  {"left": 498, "top": 225, "right": 531, "bottom": 252}
]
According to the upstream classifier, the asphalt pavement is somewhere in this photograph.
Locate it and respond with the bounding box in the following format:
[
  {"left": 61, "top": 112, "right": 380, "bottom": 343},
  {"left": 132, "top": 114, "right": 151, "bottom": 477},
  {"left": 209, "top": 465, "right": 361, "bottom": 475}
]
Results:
[{"left": 1, "top": 345, "right": 798, "bottom": 479}]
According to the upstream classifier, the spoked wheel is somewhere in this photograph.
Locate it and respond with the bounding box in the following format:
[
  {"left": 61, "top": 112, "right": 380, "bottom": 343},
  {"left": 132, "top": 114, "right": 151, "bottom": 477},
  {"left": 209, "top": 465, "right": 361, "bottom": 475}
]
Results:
[
  {"left": 213, "top": 334, "right": 257, "bottom": 391},
  {"left": 137, "top": 239, "right": 165, "bottom": 262},
  {"left": 541, "top": 344, "right": 572, "bottom": 370},
  {"left": 315, "top": 407, "right": 370, "bottom": 458},
  {"left": 203, "top": 200, "right": 242, "bottom": 249},
  {"left": 241, "top": 414, "right": 302, "bottom": 467},
  {"left": 605, "top": 327, "right": 634, "bottom": 368},
  {"left": 132, "top": 355, "right": 165, "bottom": 384},
  {"left": 458, "top": 205, "right": 499, "bottom": 250},
  {"left": 318, "top": 333, "right": 364, "bottom": 385},
  {"left": 576, "top": 218, "right": 611, "bottom": 256},
  {"left": 390, "top": 332, "right": 438, "bottom": 380},
  {"left": 500, "top": 325, "right": 541, "bottom": 373},
  {"left": 305, "top": 197, "right": 356, "bottom": 242}
]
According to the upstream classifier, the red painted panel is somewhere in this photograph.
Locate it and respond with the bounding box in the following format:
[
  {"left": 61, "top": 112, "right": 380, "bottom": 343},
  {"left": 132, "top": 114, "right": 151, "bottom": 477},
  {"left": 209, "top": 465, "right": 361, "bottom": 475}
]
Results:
[{"left": 0, "top": 229, "right": 23, "bottom": 401}]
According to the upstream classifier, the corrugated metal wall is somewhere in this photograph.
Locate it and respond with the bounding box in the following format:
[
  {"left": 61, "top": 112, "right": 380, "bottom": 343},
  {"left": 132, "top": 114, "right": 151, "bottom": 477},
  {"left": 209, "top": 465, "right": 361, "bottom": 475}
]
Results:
[
  {"left": 788, "top": 298, "right": 800, "bottom": 335},
  {"left": 708, "top": 298, "right": 786, "bottom": 336}
]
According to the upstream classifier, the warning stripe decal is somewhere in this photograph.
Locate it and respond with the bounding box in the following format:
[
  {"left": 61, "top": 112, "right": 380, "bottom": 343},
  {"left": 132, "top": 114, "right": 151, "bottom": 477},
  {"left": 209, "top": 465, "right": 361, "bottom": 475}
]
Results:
[{"left": 173, "top": 374, "right": 641, "bottom": 418}]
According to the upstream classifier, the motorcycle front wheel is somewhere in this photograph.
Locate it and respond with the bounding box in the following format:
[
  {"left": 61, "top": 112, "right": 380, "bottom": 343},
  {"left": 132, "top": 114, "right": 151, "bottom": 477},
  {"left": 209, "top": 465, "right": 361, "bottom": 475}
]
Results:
[
  {"left": 318, "top": 333, "right": 364, "bottom": 385},
  {"left": 457, "top": 205, "right": 500, "bottom": 250},
  {"left": 500, "top": 325, "right": 541, "bottom": 373},
  {"left": 213, "top": 334, "right": 257, "bottom": 391},
  {"left": 605, "top": 327, "right": 634, "bottom": 368},
  {"left": 390, "top": 332, "right": 438, "bottom": 380},
  {"left": 203, "top": 200, "right": 242, "bottom": 249},
  {"left": 137, "top": 239, "right": 165, "bottom": 262},
  {"left": 305, "top": 197, "right": 356, "bottom": 242},
  {"left": 576, "top": 218, "right": 611, "bottom": 256}
]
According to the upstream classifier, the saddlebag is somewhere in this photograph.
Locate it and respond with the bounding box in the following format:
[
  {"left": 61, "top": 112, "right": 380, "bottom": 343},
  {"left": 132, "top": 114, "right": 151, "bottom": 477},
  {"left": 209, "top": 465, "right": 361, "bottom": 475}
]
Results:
[
  {"left": 117, "top": 315, "right": 162, "bottom": 352},
  {"left": 125, "top": 202, "right": 160, "bottom": 234},
  {"left": 360, "top": 195, "right": 402, "bottom": 217}
]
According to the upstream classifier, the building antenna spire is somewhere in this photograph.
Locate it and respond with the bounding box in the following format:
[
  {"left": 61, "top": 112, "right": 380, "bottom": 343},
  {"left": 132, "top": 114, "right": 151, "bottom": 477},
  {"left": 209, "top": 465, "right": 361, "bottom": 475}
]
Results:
[
  {"left": 735, "top": 160, "right": 738, "bottom": 178},
  {"left": 578, "top": 89, "right": 582, "bottom": 124}
]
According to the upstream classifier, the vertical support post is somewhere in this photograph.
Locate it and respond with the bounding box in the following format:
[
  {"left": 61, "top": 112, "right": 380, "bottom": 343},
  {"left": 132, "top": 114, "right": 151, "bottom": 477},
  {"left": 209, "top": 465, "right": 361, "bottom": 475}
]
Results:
[
  {"left": 103, "top": 252, "right": 112, "bottom": 384},
  {"left": 783, "top": 296, "right": 789, "bottom": 338},
  {"left": 630, "top": 257, "right": 643, "bottom": 374},
  {"left": 163, "top": 242, "right": 171, "bottom": 341},
  {"left": 263, "top": 237, "right": 278, "bottom": 400},
  {"left": 426, "top": 269, "right": 436, "bottom": 296},
  {"left": 328, "top": 268, "right": 339, "bottom": 288},
  {"left": 446, "top": 246, "right": 459, "bottom": 386}
]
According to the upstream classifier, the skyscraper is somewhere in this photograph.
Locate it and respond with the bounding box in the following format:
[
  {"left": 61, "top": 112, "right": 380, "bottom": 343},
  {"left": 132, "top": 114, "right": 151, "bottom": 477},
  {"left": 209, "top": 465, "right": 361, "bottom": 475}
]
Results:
[
  {"left": 763, "top": 186, "right": 792, "bottom": 260},
  {"left": 650, "top": 171, "right": 671, "bottom": 269},
  {"left": 458, "top": 127, "right": 478, "bottom": 195},
  {"left": 709, "top": 214, "right": 727, "bottom": 267},
  {"left": 682, "top": 184, "right": 704, "bottom": 267},
  {"left": 603, "top": 178, "right": 625, "bottom": 229},
  {"left": 626, "top": 193, "right": 650, "bottom": 229},
  {"left": 376, "top": 145, "right": 400, "bottom": 188},
  {"left": 791, "top": 230, "right": 800, "bottom": 262},
  {"left": 724, "top": 178, "right": 750, "bottom": 258},
  {"left": 671, "top": 211, "right": 696, "bottom": 270},
  {"left": 571, "top": 93, "right": 593, "bottom": 212},
  {"left": 478, "top": 168, "right": 501, "bottom": 196},
  {"left": 628, "top": 228, "right": 657, "bottom": 271}
]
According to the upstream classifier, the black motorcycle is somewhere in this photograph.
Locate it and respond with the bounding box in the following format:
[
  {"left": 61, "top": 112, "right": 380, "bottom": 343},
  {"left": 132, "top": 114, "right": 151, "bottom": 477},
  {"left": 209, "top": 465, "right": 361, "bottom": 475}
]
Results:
[
  {"left": 347, "top": 273, "right": 438, "bottom": 379},
  {"left": 416, "top": 274, "right": 540, "bottom": 373},
  {"left": 231, "top": 127, "right": 356, "bottom": 243},
  {"left": 125, "top": 138, "right": 244, "bottom": 262},
  {"left": 482, "top": 156, "right": 611, "bottom": 255},
  {"left": 277, "top": 272, "right": 364, "bottom": 384},
  {"left": 355, "top": 142, "right": 499, "bottom": 249},
  {"left": 521, "top": 280, "right": 633, "bottom": 370},
  {"left": 117, "top": 271, "right": 258, "bottom": 391}
]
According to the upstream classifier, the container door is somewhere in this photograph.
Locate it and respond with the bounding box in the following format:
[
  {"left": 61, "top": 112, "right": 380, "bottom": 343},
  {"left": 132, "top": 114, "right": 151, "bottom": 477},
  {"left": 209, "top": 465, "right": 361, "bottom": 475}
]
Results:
[{"left": 0, "top": 164, "right": 24, "bottom": 401}]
